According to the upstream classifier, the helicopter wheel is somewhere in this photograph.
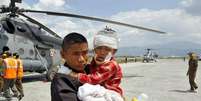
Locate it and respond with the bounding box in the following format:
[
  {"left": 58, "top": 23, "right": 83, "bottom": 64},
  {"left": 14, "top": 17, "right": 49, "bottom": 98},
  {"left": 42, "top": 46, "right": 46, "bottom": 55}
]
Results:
[{"left": 143, "top": 59, "right": 148, "bottom": 63}]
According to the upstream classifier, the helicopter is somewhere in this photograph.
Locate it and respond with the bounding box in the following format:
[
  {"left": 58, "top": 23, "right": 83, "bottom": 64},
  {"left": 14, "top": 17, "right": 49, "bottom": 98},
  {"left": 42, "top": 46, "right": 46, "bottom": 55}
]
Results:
[
  {"left": 142, "top": 48, "right": 159, "bottom": 63},
  {"left": 0, "top": 0, "right": 165, "bottom": 80}
]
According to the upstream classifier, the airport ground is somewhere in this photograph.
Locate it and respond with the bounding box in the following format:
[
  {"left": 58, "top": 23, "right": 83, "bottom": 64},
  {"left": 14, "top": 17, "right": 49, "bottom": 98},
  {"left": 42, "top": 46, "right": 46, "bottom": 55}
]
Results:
[
  {"left": 0, "top": 59, "right": 200, "bottom": 101},
  {"left": 121, "top": 59, "right": 201, "bottom": 101}
]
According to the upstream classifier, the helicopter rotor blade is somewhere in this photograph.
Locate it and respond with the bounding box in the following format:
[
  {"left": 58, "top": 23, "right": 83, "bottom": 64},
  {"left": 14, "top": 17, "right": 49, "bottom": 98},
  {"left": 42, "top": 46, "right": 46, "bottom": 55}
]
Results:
[
  {"left": 18, "top": 13, "right": 61, "bottom": 39},
  {"left": 19, "top": 9, "right": 166, "bottom": 34}
]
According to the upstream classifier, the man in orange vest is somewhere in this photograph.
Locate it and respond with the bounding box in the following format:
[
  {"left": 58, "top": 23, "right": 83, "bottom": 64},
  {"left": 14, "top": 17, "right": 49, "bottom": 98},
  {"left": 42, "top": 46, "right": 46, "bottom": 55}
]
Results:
[
  {"left": 13, "top": 53, "right": 24, "bottom": 100},
  {"left": 2, "top": 52, "right": 18, "bottom": 98},
  {"left": 0, "top": 46, "right": 10, "bottom": 93}
]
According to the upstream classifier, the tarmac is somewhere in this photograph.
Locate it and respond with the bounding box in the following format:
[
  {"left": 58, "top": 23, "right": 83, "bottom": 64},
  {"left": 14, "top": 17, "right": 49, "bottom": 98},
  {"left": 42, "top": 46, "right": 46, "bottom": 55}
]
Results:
[
  {"left": 0, "top": 59, "right": 200, "bottom": 101},
  {"left": 121, "top": 59, "right": 201, "bottom": 101}
]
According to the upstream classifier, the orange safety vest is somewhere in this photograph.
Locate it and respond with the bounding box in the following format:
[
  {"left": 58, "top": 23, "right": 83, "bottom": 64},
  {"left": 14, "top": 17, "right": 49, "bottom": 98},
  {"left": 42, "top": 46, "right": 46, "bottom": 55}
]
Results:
[
  {"left": 16, "top": 59, "right": 24, "bottom": 78},
  {"left": 3, "top": 57, "right": 18, "bottom": 79}
]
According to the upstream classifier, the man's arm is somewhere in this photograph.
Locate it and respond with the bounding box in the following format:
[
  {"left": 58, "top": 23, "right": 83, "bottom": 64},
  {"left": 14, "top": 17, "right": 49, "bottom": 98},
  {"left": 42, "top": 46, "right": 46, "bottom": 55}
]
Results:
[
  {"left": 2, "top": 60, "right": 7, "bottom": 76},
  {"left": 51, "top": 74, "right": 80, "bottom": 101},
  {"left": 186, "top": 61, "right": 190, "bottom": 76}
]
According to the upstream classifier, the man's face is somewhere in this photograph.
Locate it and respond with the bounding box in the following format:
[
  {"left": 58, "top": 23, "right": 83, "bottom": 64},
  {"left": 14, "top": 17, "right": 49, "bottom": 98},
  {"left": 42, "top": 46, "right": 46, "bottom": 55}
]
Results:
[
  {"left": 61, "top": 43, "right": 88, "bottom": 72},
  {"left": 94, "top": 46, "right": 114, "bottom": 65}
]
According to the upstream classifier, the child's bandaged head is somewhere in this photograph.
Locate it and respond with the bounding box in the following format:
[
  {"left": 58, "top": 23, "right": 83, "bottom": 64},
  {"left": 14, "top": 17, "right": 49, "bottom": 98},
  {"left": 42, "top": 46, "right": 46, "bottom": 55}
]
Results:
[{"left": 94, "top": 28, "right": 119, "bottom": 49}]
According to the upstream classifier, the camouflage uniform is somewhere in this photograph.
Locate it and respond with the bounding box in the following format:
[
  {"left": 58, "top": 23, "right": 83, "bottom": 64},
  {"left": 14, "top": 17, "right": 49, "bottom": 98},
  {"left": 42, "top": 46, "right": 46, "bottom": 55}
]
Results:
[
  {"left": 12, "top": 53, "right": 24, "bottom": 99},
  {"left": 0, "top": 58, "right": 4, "bottom": 92},
  {"left": 187, "top": 53, "right": 198, "bottom": 91},
  {"left": 0, "top": 53, "right": 8, "bottom": 92}
]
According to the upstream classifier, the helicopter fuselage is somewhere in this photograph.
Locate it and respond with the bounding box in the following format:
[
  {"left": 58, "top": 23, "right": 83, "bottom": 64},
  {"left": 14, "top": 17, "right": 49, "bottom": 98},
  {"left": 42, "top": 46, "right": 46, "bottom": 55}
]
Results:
[{"left": 0, "top": 16, "right": 62, "bottom": 75}]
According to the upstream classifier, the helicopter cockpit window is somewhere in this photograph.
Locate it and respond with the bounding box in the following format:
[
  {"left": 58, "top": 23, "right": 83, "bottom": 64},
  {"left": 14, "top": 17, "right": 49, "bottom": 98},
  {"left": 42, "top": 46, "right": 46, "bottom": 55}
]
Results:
[
  {"left": 40, "top": 51, "right": 46, "bottom": 57},
  {"left": 2, "top": 20, "right": 15, "bottom": 34},
  {"left": 17, "top": 26, "right": 26, "bottom": 32},
  {"left": 29, "top": 49, "right": 34, "bottom": 56},
  {"left": 18, "top": 48, "right": 24, "bottom": 55}
]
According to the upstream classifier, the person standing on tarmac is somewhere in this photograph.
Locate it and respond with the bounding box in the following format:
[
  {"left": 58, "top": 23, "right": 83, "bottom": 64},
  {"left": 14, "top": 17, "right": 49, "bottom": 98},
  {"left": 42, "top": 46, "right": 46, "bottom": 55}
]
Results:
[
  {"left": 0, "top": 53, "right": 7, "bottom": 93},
  {"left": 187, "top": 52, "right": 198, "bottom": 92},
  {"left": 13, "top": 53, "right": 24, "bottom": 100},
  {"left": 0, "top": 46, "right": 11, "bottom": 94},
  {"left": 2, "top": 52, "right": 18, "bottom": 98}
]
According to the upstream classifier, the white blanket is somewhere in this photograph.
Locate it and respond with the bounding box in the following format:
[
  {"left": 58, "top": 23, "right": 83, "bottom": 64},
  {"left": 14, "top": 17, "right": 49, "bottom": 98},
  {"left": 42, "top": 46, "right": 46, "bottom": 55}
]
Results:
[{"left": 78, "top": 83, "right": 123, "bottom": 101}]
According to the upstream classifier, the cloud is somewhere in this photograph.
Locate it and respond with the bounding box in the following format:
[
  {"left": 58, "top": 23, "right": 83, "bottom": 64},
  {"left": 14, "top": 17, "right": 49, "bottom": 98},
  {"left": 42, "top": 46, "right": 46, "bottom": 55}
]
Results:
[
  {"left": 50, "top": 19, "right": 102, "bottom": 49},
  {"left": 33, "top": 0, "right": 70, "bottom": 11},
  {"left": 180, "top": 0, "right": 201, "bottom": 15},
  {"left": 1, "top": 0, "right": 9, "bottom": 5},
  {"left": 20, "top": 0, "right": 201, "bottom": 49},
  {"left": 109, "top": 9, "right": 201, "bottom": 47},
  {"left": 2, "top": 0, "right": 201, "bottom": 49},
  {"left": 40, "top": 0, "right": 65, "bottom": 7},
  {"left": 180, "top": 0, "right": 192, "bottom": 7}
]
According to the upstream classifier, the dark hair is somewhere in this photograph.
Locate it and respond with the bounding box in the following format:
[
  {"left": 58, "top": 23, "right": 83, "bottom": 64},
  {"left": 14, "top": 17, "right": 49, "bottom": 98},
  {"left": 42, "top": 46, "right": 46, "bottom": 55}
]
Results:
[
  {"left": 62, "top": 32, "right": 88, "bottom": 50},
  {"left": 113, "top": 49, "right": 118, "bottom": 54},
  {"left": 2, "top": 46, "right": 9, "bottom": 52},
  {"left": 13, "top": 53, "right": 19, "bottom": 58},
  {"left": 3, "top": 51, "right": 11, "bottom": 57}
]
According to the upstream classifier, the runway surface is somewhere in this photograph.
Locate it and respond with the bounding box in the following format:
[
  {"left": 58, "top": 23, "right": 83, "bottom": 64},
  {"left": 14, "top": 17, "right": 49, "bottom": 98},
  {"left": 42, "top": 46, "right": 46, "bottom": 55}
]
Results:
[
  {"left": 121, "top": 59, "right": 201, "bottom": 101},
  {"left": 1, "top": 59, "right": 200, "bottom": 101}
]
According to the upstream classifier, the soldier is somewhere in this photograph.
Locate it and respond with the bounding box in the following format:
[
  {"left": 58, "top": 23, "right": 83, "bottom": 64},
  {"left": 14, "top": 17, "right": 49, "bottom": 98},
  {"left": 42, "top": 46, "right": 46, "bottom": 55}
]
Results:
[
  {"left": 1, "top": 46, "right": 10, "bottom": 55},
  {"left": 0, "top": 46, "right": 10, "bottom": 94},
  {"left": 13, "top": 53, "right": 24, "bottom": 100},
  {"left": 187, "top": 52, "right": 198, "bottom": 92},
  {"left": 2, "top": 52, "right": 18, "bottom": 98},
  {"left": 125, "top": 56, "right": 128, "bottom": 63},
  {"left": 0, "top": 53, "right": 7, "bottom": 93}
]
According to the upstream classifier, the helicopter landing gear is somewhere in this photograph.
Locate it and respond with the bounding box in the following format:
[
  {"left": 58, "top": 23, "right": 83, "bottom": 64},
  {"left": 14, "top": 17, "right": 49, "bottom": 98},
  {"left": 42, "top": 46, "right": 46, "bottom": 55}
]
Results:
[{"left": 143, "top": 59, "right": 148, "bottom": 63}]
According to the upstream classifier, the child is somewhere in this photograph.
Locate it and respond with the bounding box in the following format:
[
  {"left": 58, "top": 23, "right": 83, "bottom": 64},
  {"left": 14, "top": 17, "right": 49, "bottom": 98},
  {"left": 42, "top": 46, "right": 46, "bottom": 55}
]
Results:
[{"left": 70, "top": 28, "right": 123, "bottom": 101}]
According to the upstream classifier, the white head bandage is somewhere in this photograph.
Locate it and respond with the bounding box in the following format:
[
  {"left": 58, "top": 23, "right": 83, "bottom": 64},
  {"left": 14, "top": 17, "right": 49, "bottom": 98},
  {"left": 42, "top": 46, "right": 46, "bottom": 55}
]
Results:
[{"left": 94, "top": 28, "right": 119, "bottom": 49}]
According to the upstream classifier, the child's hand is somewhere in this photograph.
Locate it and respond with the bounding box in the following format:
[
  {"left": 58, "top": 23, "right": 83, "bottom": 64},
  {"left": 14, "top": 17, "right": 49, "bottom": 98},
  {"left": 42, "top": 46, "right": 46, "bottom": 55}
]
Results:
[{"left": 69, "top": 71, "right": 78, "bottom": 78}]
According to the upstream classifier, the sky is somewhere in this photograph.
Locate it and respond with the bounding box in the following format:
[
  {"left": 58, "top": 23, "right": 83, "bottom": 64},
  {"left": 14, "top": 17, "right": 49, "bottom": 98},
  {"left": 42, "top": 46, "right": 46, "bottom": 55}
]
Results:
[{"left": 1, "top": 0, "right": 201, "bottom": 49}]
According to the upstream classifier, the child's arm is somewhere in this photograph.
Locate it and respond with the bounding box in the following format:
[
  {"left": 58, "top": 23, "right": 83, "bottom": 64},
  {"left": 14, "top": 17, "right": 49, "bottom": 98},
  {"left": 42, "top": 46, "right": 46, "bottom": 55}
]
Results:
[{"left": 78, "top": 62, "right": 118, "bottom": 84}]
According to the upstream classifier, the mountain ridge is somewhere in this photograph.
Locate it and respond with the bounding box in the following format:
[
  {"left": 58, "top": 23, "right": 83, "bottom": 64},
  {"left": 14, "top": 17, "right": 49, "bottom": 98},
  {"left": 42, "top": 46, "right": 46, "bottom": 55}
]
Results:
[{"left": 117, "top": 41, "right": 201, "bottom": 56}]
